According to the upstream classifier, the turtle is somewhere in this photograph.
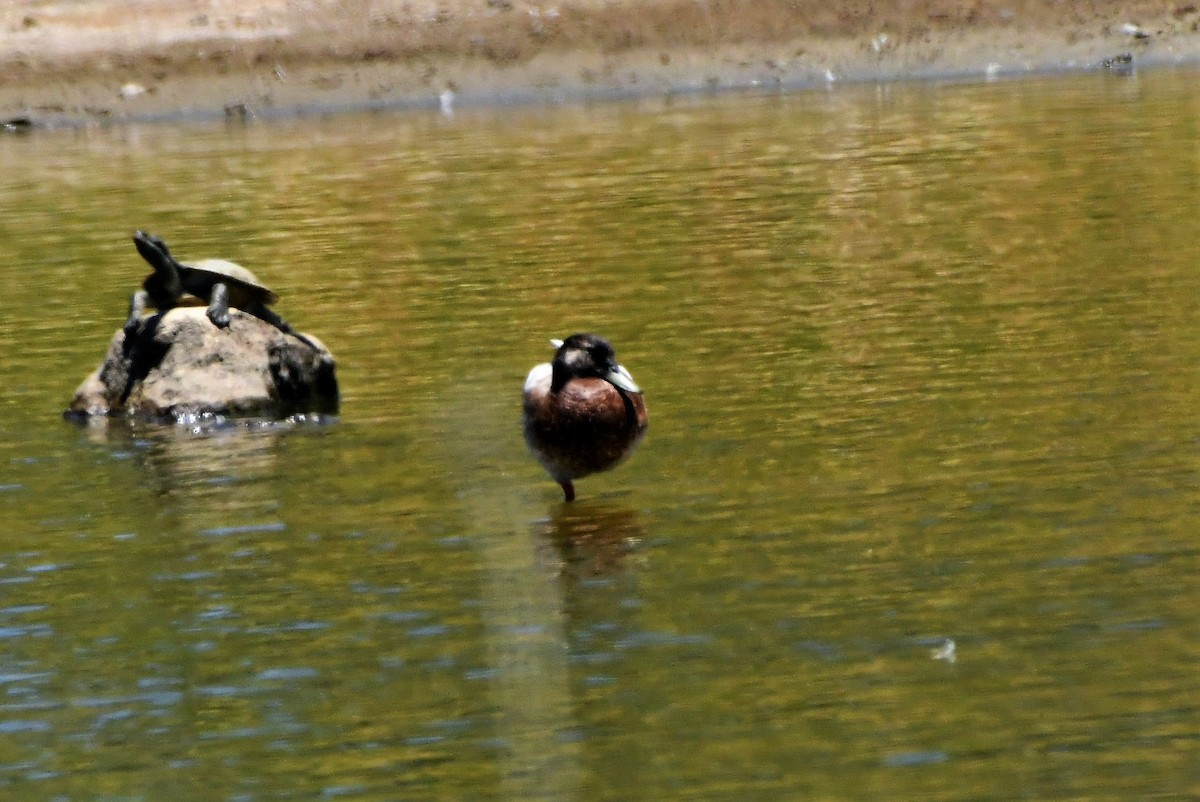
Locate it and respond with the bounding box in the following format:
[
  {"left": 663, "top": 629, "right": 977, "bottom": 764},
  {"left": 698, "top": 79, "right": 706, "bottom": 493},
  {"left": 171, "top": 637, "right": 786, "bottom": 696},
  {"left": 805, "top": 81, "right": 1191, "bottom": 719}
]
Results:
[{"left": 124, "top": 230, "right": 318, "bottom": 350}]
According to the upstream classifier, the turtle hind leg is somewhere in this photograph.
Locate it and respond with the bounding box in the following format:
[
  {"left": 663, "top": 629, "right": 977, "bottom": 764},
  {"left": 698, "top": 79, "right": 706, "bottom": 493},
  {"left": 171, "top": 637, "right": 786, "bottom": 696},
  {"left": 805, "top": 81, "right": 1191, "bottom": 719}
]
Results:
[
  {"left": 206, "top": 282, "right": 232, "bottom": 328},
  {"left": 248, "top": 302, "right": 320, "bottom": 350}
]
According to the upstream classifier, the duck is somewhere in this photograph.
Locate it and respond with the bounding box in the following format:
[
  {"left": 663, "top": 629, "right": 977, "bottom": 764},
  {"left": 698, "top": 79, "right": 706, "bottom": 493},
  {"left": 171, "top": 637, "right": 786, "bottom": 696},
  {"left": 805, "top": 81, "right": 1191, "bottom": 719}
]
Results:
[{"left": 523, "top": 333, "right": 649, "bottom": 501}]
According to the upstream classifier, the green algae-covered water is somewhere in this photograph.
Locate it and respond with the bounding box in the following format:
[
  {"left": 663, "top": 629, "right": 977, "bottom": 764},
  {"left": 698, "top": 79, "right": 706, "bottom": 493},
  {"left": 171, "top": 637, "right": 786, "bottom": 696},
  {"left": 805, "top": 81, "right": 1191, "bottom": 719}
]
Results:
[{"left": 1, "top": 70, "right": 1199, "bottom": 799}]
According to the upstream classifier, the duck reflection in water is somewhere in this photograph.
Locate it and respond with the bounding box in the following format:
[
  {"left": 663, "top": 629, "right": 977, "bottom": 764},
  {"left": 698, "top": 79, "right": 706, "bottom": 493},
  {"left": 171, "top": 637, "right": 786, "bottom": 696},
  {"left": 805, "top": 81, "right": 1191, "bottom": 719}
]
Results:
[
  {"left": 536, "top": 502, "right": 645, "bottom": 576},
  {"left": 522, "top": 333, "right": 648, "bottom": 502}
]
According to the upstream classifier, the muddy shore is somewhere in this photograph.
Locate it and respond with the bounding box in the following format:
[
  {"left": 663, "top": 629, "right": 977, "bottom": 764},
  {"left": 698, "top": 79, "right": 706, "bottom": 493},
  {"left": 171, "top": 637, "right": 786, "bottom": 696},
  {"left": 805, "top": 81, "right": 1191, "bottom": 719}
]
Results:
[{"left": 3, "top": 1, "right": 1199, "bottom": 126}]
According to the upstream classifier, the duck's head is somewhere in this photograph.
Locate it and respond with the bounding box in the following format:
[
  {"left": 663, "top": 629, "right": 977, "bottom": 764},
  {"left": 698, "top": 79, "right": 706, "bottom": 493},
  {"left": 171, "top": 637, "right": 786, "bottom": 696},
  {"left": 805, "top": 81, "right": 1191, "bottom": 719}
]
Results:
[{"left": 550, "top": 333, "right": 641, "bottom": 394}]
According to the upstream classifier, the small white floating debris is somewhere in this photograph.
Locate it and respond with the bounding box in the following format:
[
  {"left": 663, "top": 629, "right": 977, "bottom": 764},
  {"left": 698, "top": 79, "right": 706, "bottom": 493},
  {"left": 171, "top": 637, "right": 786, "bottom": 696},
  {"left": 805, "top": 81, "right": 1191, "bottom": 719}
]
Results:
[
  {"left": 930, "top": 639, "right": 957, "bottom": 664},
  {"left": 1101, "top": 53, "right": 1135, "bottom": 73},
  {"left": 871, "top": 33, "right": 890, "bottom": 53},
  {"left": 824, "top": 69, "right": 836, "bottom": 83},
  {"left": 438, "top": 89, "right": 455, "bottom": 116},
  {"left": 1120, "top": 22, "right": 1150, "bottom": 39},
  {"left": 118, "top": 82, "right": 149, "bottom": 99}
]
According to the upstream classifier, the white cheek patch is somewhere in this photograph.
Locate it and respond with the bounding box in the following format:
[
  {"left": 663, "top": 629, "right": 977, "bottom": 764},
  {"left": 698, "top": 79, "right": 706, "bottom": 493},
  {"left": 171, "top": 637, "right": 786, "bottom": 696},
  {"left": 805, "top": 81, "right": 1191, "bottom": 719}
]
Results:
[{"left": 524, "top": 362, "right": 553, "bottom": 393}]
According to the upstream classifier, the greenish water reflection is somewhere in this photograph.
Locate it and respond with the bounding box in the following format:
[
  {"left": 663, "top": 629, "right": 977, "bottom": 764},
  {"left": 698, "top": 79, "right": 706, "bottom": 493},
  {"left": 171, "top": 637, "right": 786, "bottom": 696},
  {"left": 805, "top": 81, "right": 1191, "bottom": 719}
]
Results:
[{"left": 1, "top": 70, "right": 1200, "bottom": 799}]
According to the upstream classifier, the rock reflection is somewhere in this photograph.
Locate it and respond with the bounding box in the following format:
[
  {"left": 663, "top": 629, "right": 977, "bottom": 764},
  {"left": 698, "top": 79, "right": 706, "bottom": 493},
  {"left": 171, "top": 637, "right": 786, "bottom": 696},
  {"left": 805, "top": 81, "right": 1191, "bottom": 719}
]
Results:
[{"left": 69, "top": 415, "right": 333, "bottom": 505}]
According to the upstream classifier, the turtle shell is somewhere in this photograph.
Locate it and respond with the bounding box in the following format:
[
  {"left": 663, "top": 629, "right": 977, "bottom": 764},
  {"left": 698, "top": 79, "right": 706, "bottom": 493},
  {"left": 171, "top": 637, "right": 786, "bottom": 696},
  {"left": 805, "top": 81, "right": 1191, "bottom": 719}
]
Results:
[{"left": 183, "top": 259, "right": 279, "bottom": 305}]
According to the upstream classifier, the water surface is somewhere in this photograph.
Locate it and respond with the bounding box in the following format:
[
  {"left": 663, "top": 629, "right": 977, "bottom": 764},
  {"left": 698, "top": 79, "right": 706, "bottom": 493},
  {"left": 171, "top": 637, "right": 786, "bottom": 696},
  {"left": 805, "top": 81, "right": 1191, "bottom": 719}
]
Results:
[{"left": 1, "top": 70, "right": 1199, "bottom": 799}]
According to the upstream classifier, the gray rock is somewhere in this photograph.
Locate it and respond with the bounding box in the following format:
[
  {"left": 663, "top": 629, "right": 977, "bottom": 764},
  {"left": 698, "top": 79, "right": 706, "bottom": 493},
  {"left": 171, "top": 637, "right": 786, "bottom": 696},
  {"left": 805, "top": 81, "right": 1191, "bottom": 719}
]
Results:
[{"left": 67, "top": 306, "right": 338, "bottom": 420}]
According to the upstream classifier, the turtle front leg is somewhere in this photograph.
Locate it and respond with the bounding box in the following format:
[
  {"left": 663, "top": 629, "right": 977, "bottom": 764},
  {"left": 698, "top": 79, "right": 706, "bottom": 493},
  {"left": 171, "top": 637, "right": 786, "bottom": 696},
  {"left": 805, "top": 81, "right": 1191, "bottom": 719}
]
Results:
[
  {"left": 124, "top": 289, "right": 149, "bottom": 338},
  {"left": 207, "top": 282, "right": 232, "bottom": 328}
]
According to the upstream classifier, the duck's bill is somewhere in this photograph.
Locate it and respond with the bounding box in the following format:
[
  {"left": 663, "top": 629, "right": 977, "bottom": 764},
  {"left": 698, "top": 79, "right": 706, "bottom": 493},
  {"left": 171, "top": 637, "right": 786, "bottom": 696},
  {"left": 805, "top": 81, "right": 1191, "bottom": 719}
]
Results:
[
  {"left": 550, "top": 338, "right": 564, "bottom": 350},
  {"left": 606, "top": 364, "right": 641, "bottom": 394}
]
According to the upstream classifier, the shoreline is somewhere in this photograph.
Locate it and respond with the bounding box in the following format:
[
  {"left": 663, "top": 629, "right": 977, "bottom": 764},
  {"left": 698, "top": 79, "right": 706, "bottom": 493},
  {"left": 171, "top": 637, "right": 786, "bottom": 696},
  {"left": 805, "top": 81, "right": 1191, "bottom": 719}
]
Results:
[{"left": 3, "top": 1, "right": 1199, "bottom": 127}]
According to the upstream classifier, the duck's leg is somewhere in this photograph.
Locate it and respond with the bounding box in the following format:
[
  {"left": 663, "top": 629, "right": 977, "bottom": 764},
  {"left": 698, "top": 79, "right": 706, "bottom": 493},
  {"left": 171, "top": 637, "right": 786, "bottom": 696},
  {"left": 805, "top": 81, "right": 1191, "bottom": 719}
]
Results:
[
  {"left": 561, "top": 481, "right": 576, "bottom": 502},
  {"left": 207, "top": 282, "right": 231, "bottom": 328}
]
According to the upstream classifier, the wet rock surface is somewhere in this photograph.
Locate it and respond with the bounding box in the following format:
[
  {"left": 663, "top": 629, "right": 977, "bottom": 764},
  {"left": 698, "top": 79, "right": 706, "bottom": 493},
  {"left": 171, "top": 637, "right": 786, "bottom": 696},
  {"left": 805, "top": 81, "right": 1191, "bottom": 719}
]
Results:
[{"left": 67, "top": 307, "right": 338, "bottom": 421}]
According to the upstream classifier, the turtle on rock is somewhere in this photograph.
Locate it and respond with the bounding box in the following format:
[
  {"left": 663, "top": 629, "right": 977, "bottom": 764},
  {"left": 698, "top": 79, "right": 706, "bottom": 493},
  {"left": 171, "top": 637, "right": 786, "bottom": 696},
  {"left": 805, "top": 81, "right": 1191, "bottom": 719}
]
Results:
[{"left": 125, "top": 230, "right": 317, "bottom": 350}]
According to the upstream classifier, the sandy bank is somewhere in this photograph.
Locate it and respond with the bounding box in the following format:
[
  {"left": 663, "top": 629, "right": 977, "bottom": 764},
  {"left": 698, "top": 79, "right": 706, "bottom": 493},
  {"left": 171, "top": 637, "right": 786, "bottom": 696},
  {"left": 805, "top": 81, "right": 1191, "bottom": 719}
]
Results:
[{"left": 3, "top": 0, "right": 1199, "bottom": 125}]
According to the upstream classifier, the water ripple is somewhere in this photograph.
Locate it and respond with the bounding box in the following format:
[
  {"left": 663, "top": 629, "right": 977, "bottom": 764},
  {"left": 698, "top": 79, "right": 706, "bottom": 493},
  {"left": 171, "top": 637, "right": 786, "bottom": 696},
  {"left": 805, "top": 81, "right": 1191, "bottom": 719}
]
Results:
[
  {"left": 199, "top": 522, "right": 288, "bottom": 537},
  {"left": 0, "top": 720, "right": 51, "bottom": 734}
]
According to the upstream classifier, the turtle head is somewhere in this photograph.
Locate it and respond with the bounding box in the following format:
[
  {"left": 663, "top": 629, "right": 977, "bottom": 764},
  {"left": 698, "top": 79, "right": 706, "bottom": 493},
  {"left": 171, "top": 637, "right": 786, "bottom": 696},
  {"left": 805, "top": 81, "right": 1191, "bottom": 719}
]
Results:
[
  {"left": 133, "top": 230, "right": 183, "bottom": 301},
  {"left": 133, "top": 230, "right": 172, "bottom": 264}
]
